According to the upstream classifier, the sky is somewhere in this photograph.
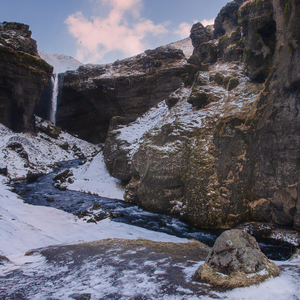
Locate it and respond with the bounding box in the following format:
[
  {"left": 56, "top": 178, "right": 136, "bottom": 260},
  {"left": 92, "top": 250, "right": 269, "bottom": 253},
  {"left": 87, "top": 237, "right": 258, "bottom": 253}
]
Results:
[{"left": 1, "top": 0, "right": 230, "bottom": 64}]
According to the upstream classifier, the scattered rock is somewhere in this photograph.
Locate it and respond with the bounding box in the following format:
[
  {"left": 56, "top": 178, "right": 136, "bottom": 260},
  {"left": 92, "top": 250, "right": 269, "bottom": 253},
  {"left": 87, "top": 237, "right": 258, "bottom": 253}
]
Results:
[
  {"left": 7, "top": 142, "right": 29, "bottom": 160},
  {"left": 27, "top": 170, "right": 44, "bottom": 182},
  {"left": 193, "top": 229, "right": 280, "bottom": 289},
  {"left": 0, "top": 167, "right": 7, "bottom": 176},
  {"left": 37, "top": 119, "right": 62, "bottom": 139},
  {"left": 53, "top": 169, "right": 73, "bottom": 183},
  {"left": 45, "top": 197, "right": 54, "bottom": 202},
  {"left": 0, "top": 255, "right": 9, "bottom": 265},
  {"left": 78, "top": 203, "right": 110, "bottom": 222}
]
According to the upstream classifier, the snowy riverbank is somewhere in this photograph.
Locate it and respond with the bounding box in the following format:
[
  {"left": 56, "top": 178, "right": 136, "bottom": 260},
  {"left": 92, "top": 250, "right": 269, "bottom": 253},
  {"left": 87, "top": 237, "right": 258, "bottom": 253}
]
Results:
[{"left": 1, "top": 123, "right": 300, "bottom": 299}]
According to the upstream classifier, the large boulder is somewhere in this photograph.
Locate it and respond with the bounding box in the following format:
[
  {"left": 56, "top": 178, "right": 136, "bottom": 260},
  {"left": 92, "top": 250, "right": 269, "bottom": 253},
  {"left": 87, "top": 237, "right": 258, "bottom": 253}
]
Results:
[
  {"left": 193, "top": 229, "right": 280, "bottom": 289},
  {"left": 0, "top": 22, "right": 53, "bottom": 132}
]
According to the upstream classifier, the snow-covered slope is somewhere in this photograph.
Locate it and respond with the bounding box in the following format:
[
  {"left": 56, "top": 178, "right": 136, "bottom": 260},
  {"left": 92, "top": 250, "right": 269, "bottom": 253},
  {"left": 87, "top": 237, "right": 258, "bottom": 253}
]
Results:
[
  {"left": 0, "top": 120, "right": 100, "bottom": 180},
  {"left": 38, "top": 50, "right": 83, "bottom": 74}
]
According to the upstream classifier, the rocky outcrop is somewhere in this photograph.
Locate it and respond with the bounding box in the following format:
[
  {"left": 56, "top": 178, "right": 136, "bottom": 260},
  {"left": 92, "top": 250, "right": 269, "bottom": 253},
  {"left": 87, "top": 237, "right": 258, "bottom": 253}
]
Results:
[
  {"left": 193, "top": 229, "right": 280, "bottom": 289},
  {"left": 57, "top": 46, "right": 195, "bottom": 143},
  {"left": 251, "top": 0, "right": 300, "bottom": 230},
  {"left": 188, "top": 23, "right": 216, "bottom": 66},
  {"left": 0, "top": 22, "right": 53, "bottom": 132},
  {"left": 102, "top": 0, "right": 300, "bottom": 231}
]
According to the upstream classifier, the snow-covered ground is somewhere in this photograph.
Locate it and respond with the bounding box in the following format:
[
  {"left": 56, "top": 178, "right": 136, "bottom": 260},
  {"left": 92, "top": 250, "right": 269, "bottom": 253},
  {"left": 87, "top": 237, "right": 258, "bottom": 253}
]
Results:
[
  {"left": 1, "top": 121, "right": 300, "bottom": 299},
  {"left": 67, "top": 151, "right": 125, "bottom": 199}
]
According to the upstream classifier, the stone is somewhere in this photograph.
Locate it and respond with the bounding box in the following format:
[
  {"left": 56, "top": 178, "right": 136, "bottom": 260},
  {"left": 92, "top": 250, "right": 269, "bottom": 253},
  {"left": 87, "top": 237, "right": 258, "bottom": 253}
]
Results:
[
  {"left": 0, "top": 167, "right": 7, "bottom": 176},
  {"left": 189, "top": 23, "right": 213, "bottom": 56},
  {"left": 37, "top": 119, "right": 62, "bottom": 139},
  {"left": 53, "top": 169, "right": 73, "bottom": 183},
  {"left": 0, "top": 22, "right": 37, "bottom": 55},
  {"left": 27, "top": 170, "right": 44, "bottom": 182},
  {"left": 193, "top": 229, "right": 280, "bottom": 289}
]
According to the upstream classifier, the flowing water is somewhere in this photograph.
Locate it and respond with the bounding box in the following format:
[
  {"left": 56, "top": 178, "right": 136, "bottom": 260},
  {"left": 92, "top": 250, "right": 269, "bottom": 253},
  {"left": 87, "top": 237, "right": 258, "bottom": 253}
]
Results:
[
  {"left": 10, "top": 160, "right": 294, "bottom": 261},
  {"left": 49, "top": 73, "right": 59, "bottom": 124}
]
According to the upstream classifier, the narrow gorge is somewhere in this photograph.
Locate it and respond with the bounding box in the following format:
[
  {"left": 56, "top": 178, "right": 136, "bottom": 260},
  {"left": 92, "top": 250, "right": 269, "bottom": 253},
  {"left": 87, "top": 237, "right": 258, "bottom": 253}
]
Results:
[
  {"left": 33, "top": 0, "right": 300, "bottom": 232},
  {"left": 2, "top": 0, "right": 300, "bottom": 298}
]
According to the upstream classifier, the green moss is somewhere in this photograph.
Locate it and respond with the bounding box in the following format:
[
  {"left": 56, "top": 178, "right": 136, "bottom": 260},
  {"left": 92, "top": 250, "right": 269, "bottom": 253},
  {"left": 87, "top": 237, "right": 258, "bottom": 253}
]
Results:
[
  {"left": 219, "top": 35, "right": 229, "bottom": 44},
  {"left": 287, "top": 41, "right": 293, "bottom": 52},
  {"left": 243, "top": 47, "right": 248, "bottom": 60},
  {"left": 284, "top": 0, "right": 291, "bottom": 15}
]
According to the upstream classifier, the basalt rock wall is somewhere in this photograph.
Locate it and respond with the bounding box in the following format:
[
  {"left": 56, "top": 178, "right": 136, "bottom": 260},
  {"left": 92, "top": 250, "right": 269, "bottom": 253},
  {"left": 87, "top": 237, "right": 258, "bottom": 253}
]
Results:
[
  {"left": 103, "top": 0, "right": 300, "bottom": 231},
  {"left": 57, "top": 47, "right": 195, "bottom": 143},
  {"left": 0, "top": 22, "right": 53, "bottom": 132}
]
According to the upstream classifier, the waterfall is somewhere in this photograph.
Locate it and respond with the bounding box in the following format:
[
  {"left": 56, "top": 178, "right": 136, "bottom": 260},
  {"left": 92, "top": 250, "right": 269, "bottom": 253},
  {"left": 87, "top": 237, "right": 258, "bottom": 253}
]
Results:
[{"left": 50, "top": 73, "right": 59, "bottom": 124}]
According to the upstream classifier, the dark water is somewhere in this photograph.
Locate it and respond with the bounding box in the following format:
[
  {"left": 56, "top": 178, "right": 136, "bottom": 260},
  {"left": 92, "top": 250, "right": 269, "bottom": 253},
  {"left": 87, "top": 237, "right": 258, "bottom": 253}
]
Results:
[{"left": 11, "top": 160, "right": 294, "bottom": 261}]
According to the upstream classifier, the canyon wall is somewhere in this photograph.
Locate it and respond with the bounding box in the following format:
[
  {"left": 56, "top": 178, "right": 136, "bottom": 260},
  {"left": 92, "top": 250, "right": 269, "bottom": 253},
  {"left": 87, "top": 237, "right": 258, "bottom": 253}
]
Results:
[
  {"left": 0, "top": 22, "right": 53, "bottom": 132},
  {"left": 103, "top": 0, "right": 300, "bottom": 230}
]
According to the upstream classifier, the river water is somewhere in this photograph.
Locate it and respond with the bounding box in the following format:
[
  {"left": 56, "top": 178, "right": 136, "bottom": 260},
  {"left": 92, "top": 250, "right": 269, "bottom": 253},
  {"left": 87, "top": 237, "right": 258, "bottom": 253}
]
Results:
[{"left": 11, "top": 160, "right": 294, "bottom": 261}]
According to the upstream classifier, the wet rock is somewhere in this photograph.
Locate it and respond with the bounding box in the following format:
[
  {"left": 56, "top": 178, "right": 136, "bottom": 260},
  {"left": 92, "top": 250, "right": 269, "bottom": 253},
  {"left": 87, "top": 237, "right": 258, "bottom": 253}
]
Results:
[
  {"left": 27, "top": 170, "right": 44, "bottom": 182},
  {"left": 53, "top": 169, "right": 73, "bottom": 183},
  {"left": 78, "top": 203, "right": 110, "bottom": 222},
  {"left": 45, "top": 197, "right": 54, "bottom": 202},
  {"left": 236, "top": 222, "right": 300, "bottom": 248},
  {"left": 193, "top": 229, "right": 280, "bottom": 289},
  {"left": 70, "top": 293, "right": 91, "bottom": 300}
]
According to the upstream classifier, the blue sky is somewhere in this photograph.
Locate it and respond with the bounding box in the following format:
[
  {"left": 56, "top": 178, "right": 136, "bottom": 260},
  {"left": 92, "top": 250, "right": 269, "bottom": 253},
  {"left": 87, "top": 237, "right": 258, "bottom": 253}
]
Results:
[{"left": 1, "top": 0, "right": 230, "bottom": 64}]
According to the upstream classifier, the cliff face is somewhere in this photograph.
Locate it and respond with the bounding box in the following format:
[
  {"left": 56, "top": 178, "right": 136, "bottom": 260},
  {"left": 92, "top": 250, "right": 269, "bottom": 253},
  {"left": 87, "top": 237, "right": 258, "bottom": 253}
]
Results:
[
  {"left": 252, "top": 0, "right": 300, "bottom": 229},
  {"left": 57, "top": 46, "right": 196, "bottom": 143},
  {"left": 103, "top": 0, "right": 300, "bottom": 231},
  {"left": 0, "top": 22, "right": 53, "bottom": 132}
]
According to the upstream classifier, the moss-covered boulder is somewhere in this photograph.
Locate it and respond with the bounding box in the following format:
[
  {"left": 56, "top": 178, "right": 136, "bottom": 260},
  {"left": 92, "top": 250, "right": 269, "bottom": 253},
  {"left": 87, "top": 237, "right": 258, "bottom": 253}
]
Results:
[{"left": 194, "top": 229, "right": 280, "bottom": 289}]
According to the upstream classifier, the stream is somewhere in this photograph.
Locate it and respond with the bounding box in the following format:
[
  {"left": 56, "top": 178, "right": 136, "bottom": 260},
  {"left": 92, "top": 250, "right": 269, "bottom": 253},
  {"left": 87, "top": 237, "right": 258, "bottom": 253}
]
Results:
[{"left": 11, "top": 160, "right": 294, "bottom": 261}]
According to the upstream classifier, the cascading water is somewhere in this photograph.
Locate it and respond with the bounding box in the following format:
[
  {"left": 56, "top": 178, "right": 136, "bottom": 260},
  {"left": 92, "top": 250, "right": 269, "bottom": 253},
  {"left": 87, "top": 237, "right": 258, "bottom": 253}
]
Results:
[{"left": 50, "top": 73, "right": 59, "bottom": 124}]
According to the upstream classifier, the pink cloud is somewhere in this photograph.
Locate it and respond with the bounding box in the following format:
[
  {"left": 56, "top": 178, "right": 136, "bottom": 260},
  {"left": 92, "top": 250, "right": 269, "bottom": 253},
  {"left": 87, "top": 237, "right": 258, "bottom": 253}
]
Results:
[
  {"left": 174, "top": 22, "right": 192, "bottom": 38},
  {"left": 65, "top": 0, "right": 169, "bottom": 63}
]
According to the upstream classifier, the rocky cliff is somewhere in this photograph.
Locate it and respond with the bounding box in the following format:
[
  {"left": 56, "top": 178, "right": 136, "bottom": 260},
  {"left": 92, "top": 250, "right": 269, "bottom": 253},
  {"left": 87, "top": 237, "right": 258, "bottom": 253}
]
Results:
[
  {"left": 0, "top": 22, "right": 53, "bottom": 132},
  {"left": 102, "top": 0, "right": 300, "bottom": 231},
  {"left": 57, "top": 44, "right": 196, "bottom": 143}
]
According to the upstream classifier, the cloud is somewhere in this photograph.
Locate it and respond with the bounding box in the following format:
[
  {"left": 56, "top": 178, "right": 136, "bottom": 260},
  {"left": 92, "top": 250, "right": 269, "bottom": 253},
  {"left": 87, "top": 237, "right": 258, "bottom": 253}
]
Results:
[
  {"left": 200, "top": 18, "right": 215, "bottom": 27},
  {"left": 65, "top": 0, "right": 168, "bottom": 63},
  {"left": 174, "top": 22, "right": 192, "bottom": 38}
]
